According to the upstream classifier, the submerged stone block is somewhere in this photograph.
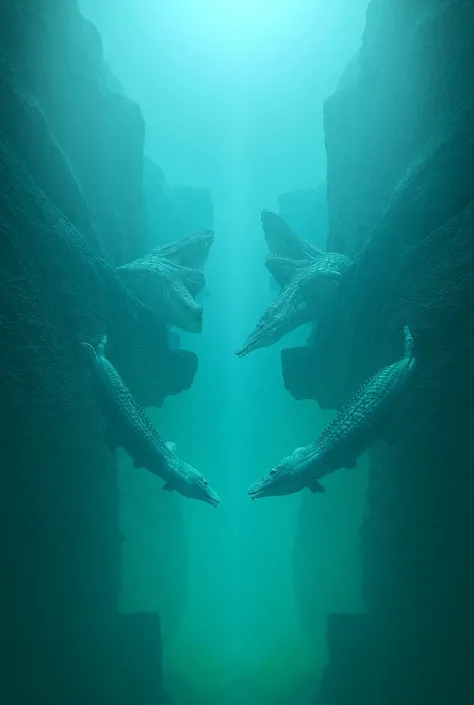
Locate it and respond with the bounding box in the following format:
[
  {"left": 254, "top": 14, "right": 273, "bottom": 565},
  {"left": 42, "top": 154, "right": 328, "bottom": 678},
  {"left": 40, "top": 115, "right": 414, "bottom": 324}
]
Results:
[{"left": 118, "top": 612, "right": 174, "bottom": 705}]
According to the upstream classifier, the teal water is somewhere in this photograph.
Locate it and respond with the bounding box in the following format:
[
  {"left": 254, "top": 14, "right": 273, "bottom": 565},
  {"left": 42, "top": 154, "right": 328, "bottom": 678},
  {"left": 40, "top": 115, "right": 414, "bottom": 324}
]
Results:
[
  {"left": 117, "top": 206, "right": 368, "bottom": 704},
  {"left": 78, "top": 2, "right": 370, "bottom": 701}
]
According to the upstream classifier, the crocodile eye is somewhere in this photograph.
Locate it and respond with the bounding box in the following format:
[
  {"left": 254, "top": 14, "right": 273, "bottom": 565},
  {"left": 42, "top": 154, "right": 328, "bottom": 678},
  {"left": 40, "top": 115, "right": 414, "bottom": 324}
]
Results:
[
  {"left": 270, "top": 469, "right": 277, "bottom": 476},
  {"left": 203, "top": 479, "right": 208, "bottom": 486}
]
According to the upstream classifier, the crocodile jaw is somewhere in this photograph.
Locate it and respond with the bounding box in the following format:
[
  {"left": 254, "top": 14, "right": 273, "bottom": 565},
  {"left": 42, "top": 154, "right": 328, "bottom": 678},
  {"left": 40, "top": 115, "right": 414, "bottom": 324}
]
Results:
[
  {"left": 236, "top": 274, "right": 312, "bottom": 358},
  {"left": 247, "top": 465, "right": 306, "bottom": 499},
  {"left": 247, "top": 475, "right": 304, "bottom": 499},
  {"left": 203, "top": 488, "right": 221, "bottom": 508},
  {"left": 235, "top": 335, "right": 263, "bottom": 358},
  {"left": 248, "top": 444, "right": 321, "bottom": 499},
  {"left": 187, "top": 483, "right": 220, "bottom": 508},
  {"left": 235, "top": 302, "right": 299, "bottom": 357},
  {"left": 168, "top": 461, "right": 221, "bottom": 507},
  {"left": 155, "top": 229, "right": 215, "bottom": 269},
  {"left": 173, "top": 300, "right": 203, "bottom": 333},
  {"left": 117, "top": 259, "right": 204, "bottom": 332},
  {"left": 248, "top": 488, "right": 264, "bottom": 500}
]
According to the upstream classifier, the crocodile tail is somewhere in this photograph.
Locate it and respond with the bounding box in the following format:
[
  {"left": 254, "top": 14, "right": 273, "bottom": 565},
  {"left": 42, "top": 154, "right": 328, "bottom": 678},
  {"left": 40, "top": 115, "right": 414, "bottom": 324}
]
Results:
[
  {"left": 79, "top": 335, "right": 107, "bottom": 362},
  {"left": 97, "top": 335, "right": 107, "bottom": 356},
  {"left": 79, "top": 341, "right": 97, "bottom": 364},
  {"left": 403, "top": 326, "right": 414, "bottom": 360}
]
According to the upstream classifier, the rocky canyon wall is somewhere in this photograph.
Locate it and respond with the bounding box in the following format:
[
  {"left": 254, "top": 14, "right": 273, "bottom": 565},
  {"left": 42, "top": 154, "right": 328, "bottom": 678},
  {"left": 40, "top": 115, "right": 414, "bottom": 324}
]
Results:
[
  {"left": 281, "top": 2, "right": 474, "bottom": 703},
  {"left": 0, "top": 1, "right": 208, "bottom": 702}
]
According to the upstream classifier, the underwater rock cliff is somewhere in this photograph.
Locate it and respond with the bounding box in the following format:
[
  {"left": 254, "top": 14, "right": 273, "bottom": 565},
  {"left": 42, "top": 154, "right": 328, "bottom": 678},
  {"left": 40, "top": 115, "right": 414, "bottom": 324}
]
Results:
[
  {"left": 2, "top": 1, "right": 146, "bottom": 266},
  {"left": 278, "top": 2, "right": 474, "bottom": 703},
  {"left": 0, "top": 1, "right": 210, "bottom": 702}
]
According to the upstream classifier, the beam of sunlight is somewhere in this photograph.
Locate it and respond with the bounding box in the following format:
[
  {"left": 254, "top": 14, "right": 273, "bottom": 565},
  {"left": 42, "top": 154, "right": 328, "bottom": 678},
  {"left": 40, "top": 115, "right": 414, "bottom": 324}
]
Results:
[
  {"left": 77, "top": 0, "right": 371, "bottom": 702},
  {"left": 140, "top": 0, "right": 324, "bottom": 56},
  {"left": 177, "top": 0, "right": 295, "bottom": 39}
]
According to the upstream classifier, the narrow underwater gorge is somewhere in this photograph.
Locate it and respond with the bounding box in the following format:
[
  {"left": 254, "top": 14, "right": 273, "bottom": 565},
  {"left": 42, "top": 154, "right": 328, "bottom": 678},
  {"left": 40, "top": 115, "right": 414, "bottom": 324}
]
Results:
[{"left": 1, "top": 1, "right": 474, "bottom": 704}]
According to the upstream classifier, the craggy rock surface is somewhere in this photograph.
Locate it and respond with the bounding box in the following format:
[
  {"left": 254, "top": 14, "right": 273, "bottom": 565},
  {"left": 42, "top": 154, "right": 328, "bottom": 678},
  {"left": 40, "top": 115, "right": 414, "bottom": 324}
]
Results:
[
  {"left": 0, "top": 0, "right": 198, "bottom": 407},
  {"left": 281, "top": 2, "right": 474, "bottom": 703},
  {"left": 0, "top": 1, "right": 207, "bottom": 702},
  {"left": 1, "top": 1, "right": 146, "bottom": 266}
]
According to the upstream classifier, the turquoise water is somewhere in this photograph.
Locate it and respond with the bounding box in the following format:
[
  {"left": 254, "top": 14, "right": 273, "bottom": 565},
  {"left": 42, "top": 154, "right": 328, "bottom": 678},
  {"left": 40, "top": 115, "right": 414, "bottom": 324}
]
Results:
[
  {"left": 117, "top": 208, "right": 368, "bottom": 703},
  {"left": 76, "top": 2, "right": 371, "bottom": 701}
]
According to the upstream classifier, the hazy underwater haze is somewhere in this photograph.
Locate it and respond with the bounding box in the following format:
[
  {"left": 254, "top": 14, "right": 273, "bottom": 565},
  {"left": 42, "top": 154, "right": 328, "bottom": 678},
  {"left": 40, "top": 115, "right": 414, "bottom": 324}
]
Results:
[{"left": 1, "top": 1, "right": 474, "bottom": 704}]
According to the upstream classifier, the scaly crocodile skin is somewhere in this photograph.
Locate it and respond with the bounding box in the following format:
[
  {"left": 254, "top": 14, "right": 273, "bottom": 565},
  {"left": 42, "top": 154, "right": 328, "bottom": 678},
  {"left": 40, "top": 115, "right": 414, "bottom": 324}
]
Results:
[
  {"left": 305, "top": 353, "right": 414, "bottom": 474},
  {"left": 85, "top": 337, "right": 177, "bottom": 472},
  {"left": 261, "top": 210, "right": 323, "bottom": 260},
  {"left": 153, "top": 229, "right": 215, "bottom": 269},
  {"left": 265, "top": 252, "right": 351, "bottom": 288},
  {"left": 83, "top": 336, "right": 220, "bottom": 507},
  {"left": 116, "top": 230, "right": 214, "bottom": 332},
  {"left": 248, "top": 327, "right": 416, "bottom": 499},
  {"left": 117, "top": 256, "right": 204, "bottom": 333},
  {"left": 236, "top": 254, "right": 350, "bottom": 357}
]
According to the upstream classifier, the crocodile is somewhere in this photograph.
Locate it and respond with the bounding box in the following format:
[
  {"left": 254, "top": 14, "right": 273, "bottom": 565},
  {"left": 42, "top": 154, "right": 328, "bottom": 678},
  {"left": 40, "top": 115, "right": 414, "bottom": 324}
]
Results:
[
  {"left": 265, "top": 255, "right": 312, "bottom": 289},
  {"left": 153, "top": 229, "right": 215, "bottom": 269},
  {"left": 81, "top": 335, "right": 220, "bottom": 508},
  {"left": 117, "top": 256, "right": 204, "bottom": 333},
  {"left": 136, "top": 257, "right": 206, "bottom": 297},
  {"left": 235, "top": 255, "right": 348, "bottom": 358},
  {"left": 116, "top": 229, "right": 215, "bottom": 332},
  {"left": 265, "top": 252, "right": 351, "bottom": 289},
  {"left": 248, "top": 326, "right": 417, "bottom": 499}
]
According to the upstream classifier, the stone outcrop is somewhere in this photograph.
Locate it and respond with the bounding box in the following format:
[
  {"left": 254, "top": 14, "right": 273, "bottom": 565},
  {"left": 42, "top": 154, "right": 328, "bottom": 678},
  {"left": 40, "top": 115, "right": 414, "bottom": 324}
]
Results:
[
  {"left": 277, "top": 183, "right": 328, "bottom": 249},
  {"left": 0, "top": 1, "right": 211, "bottom": 702},
  {"left": 279, "top": 2, "right": 474, "bottom": 703},
  {"left": 3, "top": 2, "right": 147, "bottom": 266},
  {"left": 266, "top": 186, "right": 328, "bottom": 293},
  {"left": 119, "top": 613, "right": 174, "bottom": 705}
]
